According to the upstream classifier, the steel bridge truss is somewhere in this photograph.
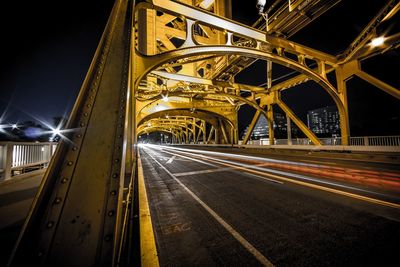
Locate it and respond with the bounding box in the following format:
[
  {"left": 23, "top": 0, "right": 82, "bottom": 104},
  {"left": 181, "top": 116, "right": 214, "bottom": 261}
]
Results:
[
  {"left": 8, "top": 0, "right": 399, "bottom": 266},
  {"left": 134, "top": 0, "right": 400, "bottom": 146}
]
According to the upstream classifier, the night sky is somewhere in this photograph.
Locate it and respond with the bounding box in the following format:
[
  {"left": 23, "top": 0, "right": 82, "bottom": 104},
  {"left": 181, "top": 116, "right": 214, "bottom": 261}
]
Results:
[{"left": 1, "top": 0, "right": 399, "bottom": 136}]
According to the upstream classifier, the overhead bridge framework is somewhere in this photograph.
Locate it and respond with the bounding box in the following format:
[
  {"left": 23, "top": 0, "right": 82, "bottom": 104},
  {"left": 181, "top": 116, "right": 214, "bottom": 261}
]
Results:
[{"left": 8, "top": 0, "right": 399, "bottom": 266}]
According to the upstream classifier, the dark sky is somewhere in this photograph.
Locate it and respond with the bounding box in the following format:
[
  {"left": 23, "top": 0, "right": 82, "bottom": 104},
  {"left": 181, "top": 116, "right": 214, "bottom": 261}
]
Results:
[
  {"left": 1, "top": 0, "right": 399, "bottom": 136},
  {"left": 0, "top": 0, "right": 114, "bottom": 124}
]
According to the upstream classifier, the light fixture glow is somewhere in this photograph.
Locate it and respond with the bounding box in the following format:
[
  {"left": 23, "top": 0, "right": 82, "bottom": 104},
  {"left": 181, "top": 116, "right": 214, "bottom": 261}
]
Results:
[
  {"left": 52, "top": 128, "right": 61, "bottom": 135},
  {"left": 371, "top": 36, "right": 384, "bottom": 47},
  {"left": 162, "top": 95, "right": 169, "bottom": 101},
  {"left": 200, "top": 0, "right": 214, "bottom": 9},
  {"left": 11, "top": 124, "right": 18, "bottom": 129}
]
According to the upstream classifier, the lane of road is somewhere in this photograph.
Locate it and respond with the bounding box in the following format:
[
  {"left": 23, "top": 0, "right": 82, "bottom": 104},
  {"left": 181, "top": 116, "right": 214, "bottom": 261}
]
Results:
[{"left": 140, "top": 145, "right": 400, "bottom": 267}]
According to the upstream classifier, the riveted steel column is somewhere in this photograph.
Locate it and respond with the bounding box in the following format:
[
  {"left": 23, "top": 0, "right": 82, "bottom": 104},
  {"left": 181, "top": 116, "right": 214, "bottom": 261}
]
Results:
[{"left": 9, "top": 0, "right": 132, "bottom": 266}]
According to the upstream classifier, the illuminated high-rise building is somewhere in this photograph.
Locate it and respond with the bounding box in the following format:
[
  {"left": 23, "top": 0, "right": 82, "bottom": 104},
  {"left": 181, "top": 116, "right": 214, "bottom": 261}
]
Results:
[{"left": 307, "top": 106, "right": 340, "bottom": 135}]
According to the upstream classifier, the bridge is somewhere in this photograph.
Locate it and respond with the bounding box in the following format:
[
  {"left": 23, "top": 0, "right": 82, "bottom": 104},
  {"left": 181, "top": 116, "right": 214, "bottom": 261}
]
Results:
[{"left": 2, "top": 0, "right": 400, "bottom": 266}]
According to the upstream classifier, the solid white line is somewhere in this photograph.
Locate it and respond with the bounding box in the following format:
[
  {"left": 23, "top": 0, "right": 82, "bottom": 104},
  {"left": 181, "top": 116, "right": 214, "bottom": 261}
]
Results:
[
  {"left": 143, "top": 147, "right": 275, "bottom": 267},
  {"left": 174, "top": 167, "right": 234, "bottom": 177}
]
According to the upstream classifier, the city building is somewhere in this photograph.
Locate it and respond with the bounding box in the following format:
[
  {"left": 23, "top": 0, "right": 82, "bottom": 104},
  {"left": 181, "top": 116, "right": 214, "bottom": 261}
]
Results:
[
  {"left": 307, "top": 106, "right": 340, "bottom": 135},
  {"left": 242, "top": 112, "right": 290, "bottom": 139}
]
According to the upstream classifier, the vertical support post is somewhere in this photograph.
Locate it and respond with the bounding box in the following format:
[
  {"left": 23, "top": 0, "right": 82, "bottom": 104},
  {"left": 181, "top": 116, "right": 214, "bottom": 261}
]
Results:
[
  {"left": 202, "top": 121, "right": 207, "bottom": 144},
  {"left": 233, "top": 110, "right": 239, "bottom": 145},
  {"left": 3, "top": 143, "right": 13, "bottom": 180},
  {"left": 185, "top": 126, "right": 189, "bottom": 144},
  {"left": 317, "top": 60, "right": 327, "bottom": 79},
  {"left": 192, "top": 118, "right": 196, "bottom": 144},
  {"left": 230, "top": 126, "right": 234, "bottom": 145},
  {"left": 207, "top": 126, "right": 215, "bottom": 144},
  {"left": 219, "top": 119, "right": 229, "bottom": 144},
  {"left": 137, "top": 9, "right": 156, "bottom": 55},
  {"left": 287, "top": 116, "right": 292, "bottom": 145},
  {"left": 215, "top": 127, "right": 220, "bottom": 144},
  {"left": 267, "top": 61, "right": 272, "bottom": 89},
  {"left": 336, "top": 68, "right": 351, "bottom": 146},
  {"left": 364, "top": 136, "right": 369, "bottom": 146},
  {"left": 267, "top": 105, "right": 274, "bottom": 145}
]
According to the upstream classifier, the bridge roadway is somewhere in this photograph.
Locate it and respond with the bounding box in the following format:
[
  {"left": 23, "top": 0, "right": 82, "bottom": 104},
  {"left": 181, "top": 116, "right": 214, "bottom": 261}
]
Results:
[{"left": 139, "top": 145, "right": 400, "bottom": 267}]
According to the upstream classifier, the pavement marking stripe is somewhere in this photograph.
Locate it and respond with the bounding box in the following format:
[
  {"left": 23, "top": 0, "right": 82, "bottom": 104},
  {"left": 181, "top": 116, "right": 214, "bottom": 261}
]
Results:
[
  {"left": 159, "top": 147, "right": 218, "bottom": 167},
  {"left": 174, "top": 167, "right": 240, "bottom": 177},
  {"left": 166, "top": 155, "right": 176, "bottom": 164},
  {"left": 164, "top": 149, "right": 400, "bottom": 210},
  {"left": 144, "top": 148, "right": 275, "bottom": 267},
  {"left": 138, "top": 150, "right": 160, "bottom": 267},
  {"left": 161, "top": 149, "right": 283, "bottom": 185}
]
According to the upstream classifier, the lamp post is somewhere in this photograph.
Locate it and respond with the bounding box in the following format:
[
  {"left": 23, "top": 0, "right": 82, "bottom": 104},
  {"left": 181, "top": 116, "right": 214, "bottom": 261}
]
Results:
[{"left": 256, "top": 0, "right": 268, "bottom": 19}]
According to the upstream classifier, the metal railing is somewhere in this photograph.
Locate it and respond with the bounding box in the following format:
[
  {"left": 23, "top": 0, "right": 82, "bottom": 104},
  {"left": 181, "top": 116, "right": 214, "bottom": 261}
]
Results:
[
  {"left": 245, "top": 136, "right": 400, "bottom": 147},
  {"left": 0, "top": 142, "right": 57, "bottom": 181}
]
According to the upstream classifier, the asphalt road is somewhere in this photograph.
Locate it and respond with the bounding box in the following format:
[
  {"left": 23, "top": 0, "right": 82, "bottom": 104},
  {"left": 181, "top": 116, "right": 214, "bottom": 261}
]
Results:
[
  {"left": 139, "top": 145, "right": 400, "bottom": 267},
  {"left": 0, "top": 173, "right": 42, "bottom": 266}
]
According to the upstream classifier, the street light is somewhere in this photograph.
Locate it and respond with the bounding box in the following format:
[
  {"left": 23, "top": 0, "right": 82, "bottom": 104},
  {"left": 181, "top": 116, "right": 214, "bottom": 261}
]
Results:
[
  {"left": 371, "top": 36, "right": 385, "bottom": 47},
  {"left": 256, "top": 0, "right": 266, "bottom": 15},
  {"left": 52, "top": 128, "right": 61, "bottom": 136}
]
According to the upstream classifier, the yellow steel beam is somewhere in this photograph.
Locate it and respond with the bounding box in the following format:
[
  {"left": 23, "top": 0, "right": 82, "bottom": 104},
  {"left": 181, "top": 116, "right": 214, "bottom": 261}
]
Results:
[
  {"left": 356, "top": 70, "right": 400, "bottom": 100},
  {"left": 276, "top": 98, "right": 322, "bottom": 146},
  {"left": 242, "top": 108, "right": 263, "bottom": 145},
  {"left": 146, "top": 0, "right": 337, "bottom": 64},
  {"left": 219, "top": 118, "right": 229, "bottom": 144},
  {"left": 266, "top": 104, "right": 275, "bottom": 145}
]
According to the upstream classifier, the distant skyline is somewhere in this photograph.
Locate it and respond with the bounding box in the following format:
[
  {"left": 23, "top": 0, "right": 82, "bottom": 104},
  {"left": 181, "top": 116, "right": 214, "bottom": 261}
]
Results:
[{"left": 1, "top": 0, "right": 399, "bottom": 136}]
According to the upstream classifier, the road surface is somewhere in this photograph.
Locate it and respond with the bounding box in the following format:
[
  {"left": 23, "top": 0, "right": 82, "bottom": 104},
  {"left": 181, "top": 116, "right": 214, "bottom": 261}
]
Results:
[{"left": 139, "top": 145, "right": 400, "bottom": 267}]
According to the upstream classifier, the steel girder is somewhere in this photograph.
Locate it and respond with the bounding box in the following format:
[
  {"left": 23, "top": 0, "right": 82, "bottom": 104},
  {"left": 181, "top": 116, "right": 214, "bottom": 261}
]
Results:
[
  {"left": 9, "top": 0, "right": 134, "bottom": 266},
  {"left": 133, "top": 0, "right": 400, "bottom": 146},
  {"left": 132, "top": 0, "right": 349, "bottom": 145}
]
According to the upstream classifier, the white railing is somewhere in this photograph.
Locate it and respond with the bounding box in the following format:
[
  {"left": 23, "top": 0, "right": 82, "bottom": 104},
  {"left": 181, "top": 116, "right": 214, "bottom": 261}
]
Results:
[
  {"left": 246, "top": 136, "right": 400, "bottom": 147},
  {"left": 0, "top": 142, "right": 57, "bottom": 181}
]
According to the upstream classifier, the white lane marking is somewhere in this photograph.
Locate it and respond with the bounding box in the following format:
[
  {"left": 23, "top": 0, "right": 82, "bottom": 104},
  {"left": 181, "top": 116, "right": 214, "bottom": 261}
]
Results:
[
  {"left": 153, "top": 147, "right": 217, "bottom": 167},
  {"left": 166, "top": 155, "right": 176, "bottom": 164},
  {"left": 174, "top": 167, "right": 234, "bottom": 177},
  {"left": 161, "top": 149, "right": 282, "bottom": 185},
  {"left": 143, "top": 148, "right": 275, "bottom": 267}
]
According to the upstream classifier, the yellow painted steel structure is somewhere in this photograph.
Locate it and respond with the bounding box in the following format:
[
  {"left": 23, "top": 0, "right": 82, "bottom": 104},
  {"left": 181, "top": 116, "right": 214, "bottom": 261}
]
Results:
[
  {"left": 134, "top": 0, "right": 400, "bottom": 146},
  {"left": 8, "top": 1, "right": 399, "bottom": 266}
]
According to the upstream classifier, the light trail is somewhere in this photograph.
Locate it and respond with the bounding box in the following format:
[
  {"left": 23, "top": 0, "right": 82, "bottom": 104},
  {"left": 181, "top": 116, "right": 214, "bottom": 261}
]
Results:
[
  {"left": 143, "top": 145, "right": 400, "bottom": 209},
  {"left": 149, "top": 145, "right": 400, "bottom": 191}
]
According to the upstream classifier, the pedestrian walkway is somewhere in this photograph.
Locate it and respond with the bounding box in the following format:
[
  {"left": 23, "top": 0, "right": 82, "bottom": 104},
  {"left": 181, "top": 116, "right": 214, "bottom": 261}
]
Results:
[{"left": 0, "top": 172, "right": 43, "bottom": 266}]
